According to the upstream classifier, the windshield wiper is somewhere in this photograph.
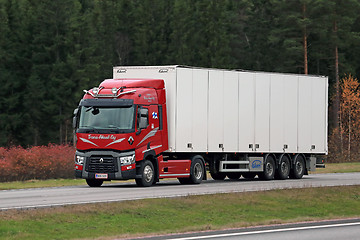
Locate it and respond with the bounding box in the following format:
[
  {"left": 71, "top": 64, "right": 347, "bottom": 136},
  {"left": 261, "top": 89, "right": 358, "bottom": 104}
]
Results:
[{"left": 79, "top": 126, "right": 99, "bottom": 133}]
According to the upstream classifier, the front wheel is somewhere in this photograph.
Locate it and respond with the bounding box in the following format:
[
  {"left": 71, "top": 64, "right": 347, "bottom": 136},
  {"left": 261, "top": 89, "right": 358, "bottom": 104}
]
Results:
[
  {"left": 86, "top": 179, "right": 103, "bottom": 187},
  {"left": 135, "top": 160, "right": 155, "bottom": 187}
]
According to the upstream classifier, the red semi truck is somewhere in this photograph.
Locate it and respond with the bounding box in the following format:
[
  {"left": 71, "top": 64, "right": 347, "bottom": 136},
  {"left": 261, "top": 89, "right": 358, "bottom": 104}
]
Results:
[{"left": 73, "top": 66, "right": 328, "bottom": 187}]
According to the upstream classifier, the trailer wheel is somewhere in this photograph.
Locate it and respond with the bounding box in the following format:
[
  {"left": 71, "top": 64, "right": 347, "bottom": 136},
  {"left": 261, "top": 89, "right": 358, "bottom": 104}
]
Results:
[
  {"left": 189, "top": 158, "right": 205, "bottom": 184},
  {"left": 209, "top": 158, "right": 226, "bottom": 180},
  {"left": 275, "top": 155, "right": 290, "bottom": 180},
  {"left": 135, "top": 160, "right": 155, "bottom": 187},
  {"left": 242, "top": 173, "right": 257, "bottom": 179},
  {"left": 290, "top": 155, "right": 305, "bottom": 179},
  {"left": 86, "top": 179, "right": 103, "bottom": 187},
  {"left": 259, "top": 155, "right": 275, "bottom": 180},
  {"left": 226, "top": 172, "right": 242, "bottom": 180}
]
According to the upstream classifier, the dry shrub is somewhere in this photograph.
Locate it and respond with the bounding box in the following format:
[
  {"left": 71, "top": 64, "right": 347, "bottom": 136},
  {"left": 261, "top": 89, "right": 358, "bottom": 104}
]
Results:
[{"left": 0, "top": 144, "right": 75, "bottom": 182}]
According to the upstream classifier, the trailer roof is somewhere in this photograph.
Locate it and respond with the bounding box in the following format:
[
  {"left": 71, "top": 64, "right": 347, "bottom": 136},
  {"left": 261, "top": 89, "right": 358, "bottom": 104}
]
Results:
[{"left": 113, "top": 65, "right": 327, "bottom": 78}]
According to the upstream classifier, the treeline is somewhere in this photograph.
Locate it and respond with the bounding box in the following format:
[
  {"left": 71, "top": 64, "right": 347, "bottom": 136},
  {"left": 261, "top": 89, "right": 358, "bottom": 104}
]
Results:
[{"left": 0, "top": 0, "right": 360, "bottom": 147}]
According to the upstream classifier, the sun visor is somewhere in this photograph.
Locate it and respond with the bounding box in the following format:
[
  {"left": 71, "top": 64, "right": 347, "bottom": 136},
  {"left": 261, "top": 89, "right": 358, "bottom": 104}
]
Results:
[{"left": 79, "top": 98, "right": 133, "bottom": 107}]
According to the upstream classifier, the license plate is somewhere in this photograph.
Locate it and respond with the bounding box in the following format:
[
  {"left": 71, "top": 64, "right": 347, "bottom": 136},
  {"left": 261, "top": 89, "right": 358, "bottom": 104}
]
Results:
[{"left": 95, "top": 173, "right": 108, "bottom": 179}]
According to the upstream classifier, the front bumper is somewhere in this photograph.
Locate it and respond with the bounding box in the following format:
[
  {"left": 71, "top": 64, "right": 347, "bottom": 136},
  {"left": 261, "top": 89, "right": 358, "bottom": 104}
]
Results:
[{"left": 75, "top": 150, "right": 136, "bottom": 180}]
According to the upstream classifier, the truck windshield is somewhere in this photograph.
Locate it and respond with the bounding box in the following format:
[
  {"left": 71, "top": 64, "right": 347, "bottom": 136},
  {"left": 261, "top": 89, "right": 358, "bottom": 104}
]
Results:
[{"left": 79, "top": 106, "right": 135, "bottom": 133}]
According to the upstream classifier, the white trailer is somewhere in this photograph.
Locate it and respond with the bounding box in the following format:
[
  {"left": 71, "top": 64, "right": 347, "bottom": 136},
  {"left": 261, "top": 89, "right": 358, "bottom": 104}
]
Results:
[{"left": 113, "top": 65, "right": 328, "bottom": 181}]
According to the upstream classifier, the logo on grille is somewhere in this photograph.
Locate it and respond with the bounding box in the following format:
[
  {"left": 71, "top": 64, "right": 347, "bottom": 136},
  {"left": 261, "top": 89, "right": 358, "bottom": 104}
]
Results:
[
  {"left": 128, "top": 136, "right": 134, "bottom": 145},
  {"left": 99, "top": 158, "right": 104, "bottom": 163}
]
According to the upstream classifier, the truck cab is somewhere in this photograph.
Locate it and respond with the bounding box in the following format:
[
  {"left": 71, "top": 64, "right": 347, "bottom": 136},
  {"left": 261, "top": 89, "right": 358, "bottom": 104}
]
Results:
[{"left": 73, "top": 79, "right": 171, "bottom": 187}]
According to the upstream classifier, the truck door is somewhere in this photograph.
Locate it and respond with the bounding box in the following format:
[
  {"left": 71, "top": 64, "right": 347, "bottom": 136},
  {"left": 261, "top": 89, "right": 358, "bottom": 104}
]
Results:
[{"left": 136, "top": 105, "right": 162, "bottom": 150}]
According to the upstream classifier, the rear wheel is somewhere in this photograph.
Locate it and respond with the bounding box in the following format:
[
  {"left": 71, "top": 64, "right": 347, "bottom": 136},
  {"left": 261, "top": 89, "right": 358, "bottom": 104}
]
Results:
[
  {"left": 86, "top": 179, "right": 103, "bottom": 187},
  {"left": 226, "top": 172, "right": 242, "bottom": 180},
  {"left": 135, "top": 160, "right": 155, "bottom": 187},
  {"left": 259, "top": 155, "right": 275, "bottom": 180},
  {"left": 275, "top": 155, "right": 290, "bottom": 180},
  {"left": 178, "top": 157, "right": 205, "bottom": 184},
  {"left": 189, "top": 157, "right": 205, "bottom": 184},
  {"left": 290, "top": 155, "right": 305, "bottom": 179}
]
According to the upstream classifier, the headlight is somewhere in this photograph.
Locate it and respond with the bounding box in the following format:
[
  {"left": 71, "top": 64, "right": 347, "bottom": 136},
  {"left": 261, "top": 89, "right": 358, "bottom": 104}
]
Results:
[
  {"left": 120, "top": 155, "right": 135, "bottom": 165},
  {"left": 75, "top": 156, "right": 85, "bottom": 165}
]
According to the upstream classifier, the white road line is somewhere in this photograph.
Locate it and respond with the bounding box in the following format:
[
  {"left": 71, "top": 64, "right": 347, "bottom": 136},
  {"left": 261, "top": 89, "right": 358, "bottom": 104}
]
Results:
[{"left": 168, "top": 222, "right": 360, "bottom": 240}]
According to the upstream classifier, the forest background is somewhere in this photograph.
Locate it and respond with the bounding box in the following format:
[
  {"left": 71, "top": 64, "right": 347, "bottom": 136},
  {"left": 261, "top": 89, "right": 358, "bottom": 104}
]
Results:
[{"left": 1, "top": 0, "right": 360, "bottom": 163}]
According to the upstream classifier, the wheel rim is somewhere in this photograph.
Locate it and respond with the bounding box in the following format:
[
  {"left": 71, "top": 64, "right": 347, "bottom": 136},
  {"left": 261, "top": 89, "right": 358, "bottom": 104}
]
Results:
[
  {"left": 143, "top": 165, "right": 153, "bottom": 183},
  {"left": 281, "top": 160, "right": 289, "bottom": 174},
  {"left": 295, "top": 160, "right": 303, "bottom": 174},
  {"left": 266, "top": 162, "right": 274, "bottom": 176},
  {"left": 194, "top": 162, "right": 203, "bottom": 180}
]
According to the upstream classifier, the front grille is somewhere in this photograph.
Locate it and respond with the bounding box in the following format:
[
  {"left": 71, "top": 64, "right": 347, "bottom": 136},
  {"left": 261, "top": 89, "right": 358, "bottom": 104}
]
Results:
[{"left": 86, "top": 156, "right": 118, "bottom": 173}]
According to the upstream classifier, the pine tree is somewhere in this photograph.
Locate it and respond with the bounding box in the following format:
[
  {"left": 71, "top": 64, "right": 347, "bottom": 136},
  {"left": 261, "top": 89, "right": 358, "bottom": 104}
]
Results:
[
  {"left": 0, "top": 0, "right": 34, "bottom": 145},
  {"left": 26, "top": 0, "right": 82, "bottom": 145}
]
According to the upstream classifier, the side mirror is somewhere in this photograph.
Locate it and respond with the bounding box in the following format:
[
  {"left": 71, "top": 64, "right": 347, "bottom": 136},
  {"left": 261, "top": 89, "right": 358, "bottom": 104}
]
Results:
[
  {"left": 73, "top": 108, "right": 78, "bottom": 129},
  {"left": 138, "top": 116, "right": 147, "bottom": 129},
  {"left": 137, "top": 107, "right": 148, "bottom": 134},
  {"left": 139, "top": 108, "right": 148, "bottom": 129}
]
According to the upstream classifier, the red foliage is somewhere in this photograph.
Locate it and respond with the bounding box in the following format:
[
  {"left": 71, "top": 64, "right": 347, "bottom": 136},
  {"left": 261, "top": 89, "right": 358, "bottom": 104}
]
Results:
[{"left": 0, "top": 144, "right": 75, "bottom": 182}]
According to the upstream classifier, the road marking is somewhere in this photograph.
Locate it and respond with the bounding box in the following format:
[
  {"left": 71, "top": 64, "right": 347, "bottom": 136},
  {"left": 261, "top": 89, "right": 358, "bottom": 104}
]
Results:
[{"left": 168, "top": 222, "right": 360, "bottom": 240}]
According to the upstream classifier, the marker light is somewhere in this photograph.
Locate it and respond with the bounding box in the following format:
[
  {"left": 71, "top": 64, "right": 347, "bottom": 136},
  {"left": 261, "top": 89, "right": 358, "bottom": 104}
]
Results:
[
  {"left": 112, "top": 87, "right": 118, "bottom": 95},
  {"left": 92, "top": 87, "right": 99, "bottom": 95}
]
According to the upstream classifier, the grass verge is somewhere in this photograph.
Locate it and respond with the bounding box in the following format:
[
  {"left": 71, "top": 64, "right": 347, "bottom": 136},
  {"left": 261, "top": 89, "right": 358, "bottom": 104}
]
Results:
[
  {"left": 0, "top": 179, "right": 135, "bottom": 190},
  {"left": 312, "top": 162, "right": 360, "bottom": 174},
  {"left": 0, "top": 186, "right": 359, "bottom": 240},
  {"left": 0, "top": 179, "right": 86, "bottom": 190}
]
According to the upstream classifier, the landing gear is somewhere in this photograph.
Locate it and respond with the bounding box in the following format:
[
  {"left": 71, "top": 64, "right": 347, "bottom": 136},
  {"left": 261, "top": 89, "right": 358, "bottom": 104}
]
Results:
[{"left": 209, "top": 157, "right": 226, "bottom": 180}]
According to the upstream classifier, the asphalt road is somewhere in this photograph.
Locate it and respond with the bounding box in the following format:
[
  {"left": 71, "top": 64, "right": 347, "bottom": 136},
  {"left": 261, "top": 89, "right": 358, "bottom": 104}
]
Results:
[
  {"left": 0, "top": 172, "right": 359, "bottom": 210},
  {"left": 132, "top": 218, "right": 360, "bottom": 240}
]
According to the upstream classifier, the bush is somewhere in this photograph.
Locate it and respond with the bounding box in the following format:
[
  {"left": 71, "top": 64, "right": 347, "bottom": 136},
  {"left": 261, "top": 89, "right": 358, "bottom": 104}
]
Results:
[{"left": 0, "top": 144, "right": 75, "bottom": 182}]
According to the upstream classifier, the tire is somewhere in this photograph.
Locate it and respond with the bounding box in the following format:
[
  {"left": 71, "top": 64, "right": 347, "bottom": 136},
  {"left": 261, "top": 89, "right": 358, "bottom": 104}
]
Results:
[
  {"left": 86, "top": 179, "right": 103, "bottom": 187},
  {"left": 189, "top": 158, "right": 205, "bottom": 184},
  {"left": 290, "top": 155, "right": 305, "bottom": 179},
  {"left": 226, "top": 172, "right": 242, "bottom": 180},
  {"left": 135, "top": 160, "right": 155, "bottom": 187},
  {"left": 275, "top": 155, "right": 290, "bottom": 180},
  {"left": 209, "top": 157, "right": 226, "bottom": 180},
  {"left": 259, "top": 155, "right": 275, "bottom": 180},
  {"left": 242, "top": 172, "right": 257, "bottom": 179}
]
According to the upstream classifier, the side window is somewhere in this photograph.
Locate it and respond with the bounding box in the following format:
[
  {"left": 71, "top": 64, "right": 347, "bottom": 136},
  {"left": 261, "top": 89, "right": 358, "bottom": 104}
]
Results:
[{"left": 137, "top": 107, "right": 149, "bottom": 129}]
